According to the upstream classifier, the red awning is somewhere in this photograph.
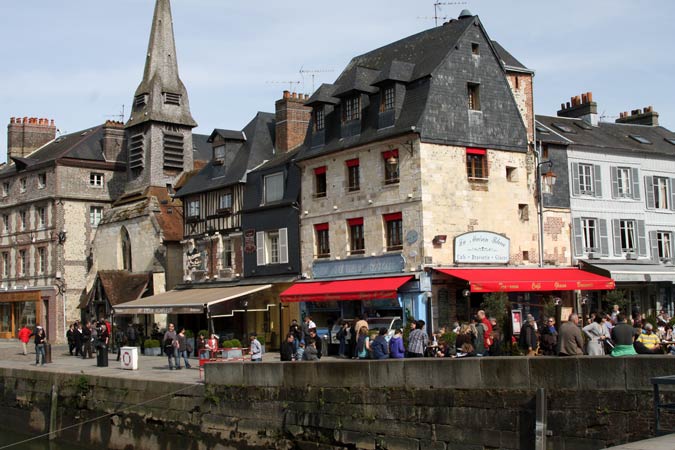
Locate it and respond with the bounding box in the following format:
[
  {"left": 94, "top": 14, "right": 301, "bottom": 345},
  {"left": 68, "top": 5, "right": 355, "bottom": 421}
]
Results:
[
  {"left": 436, "top": 268, "right": 615, "bottom": 292},
  {"left": 280, "top": 276, "right": 413, "bottom": 303}
]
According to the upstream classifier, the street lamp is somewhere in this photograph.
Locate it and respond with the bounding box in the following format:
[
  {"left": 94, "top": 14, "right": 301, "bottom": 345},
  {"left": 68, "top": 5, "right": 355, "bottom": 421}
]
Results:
[{"left": 537, "top": 158, "right": 557, "bottom": 267}]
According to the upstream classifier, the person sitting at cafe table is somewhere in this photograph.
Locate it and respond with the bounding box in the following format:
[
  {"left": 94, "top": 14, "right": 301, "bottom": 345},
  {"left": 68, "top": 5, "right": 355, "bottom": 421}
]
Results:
[
  {"left": 635, "top": 323, "right": 661, "bottom": 354},
  {"left": 610, "top": 314, "right": 639, "bottom": 357}
]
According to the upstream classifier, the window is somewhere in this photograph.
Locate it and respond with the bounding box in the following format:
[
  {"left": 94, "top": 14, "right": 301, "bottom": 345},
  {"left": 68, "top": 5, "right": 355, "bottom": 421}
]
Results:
[
  {"left": 2, "top": 214, "right": 8, "bottom": 233},
  {"left": 578, "top": 164, "right": 594, "bottom": 195},
  {"left": 20, "top": 178, "right": 27, "bottom": 193},
  {"left": 187, "top": 199, "right": 200, "bottom": 218},
  {"left": 384, "top": 212, "right": 403, "bottom": 251},
  {"left": 1, "top": 182, "right": 8, "bottom": 197},
  {"left": 514, "top": 76, "right": 520, "bottom": 89},
  {"left": 665, "top": 138, "right": 675, "bottom": 146},
  {"left": 518, "top": 204, "right": 529, "bottom": 221},
  {"left": 37, "top": 207, "right": 46, "bottom": 228},
  {"left": 314, "top": 167, "right": 327, "bottom": 198},
  {"left": 629, "top": 135, "right": 652, "bottom": 145},
  {"left": 222, "top": 239, "right": 233, "bottom": 268},
  {"left": 218, "top": 193, "right": 232, "bottom": 211},
  {"left": 214, "top": 145, "right": 226, "bottom": 162},
  {"left": 657, "top": 232, "right": 672, "bottom": 260},
  {"left": 616, "top": 167, "right": 632, "bottom": 198},
  {"left": 19, "top": 210, "right": 26, "bottom": 230},
  {"left": 90, "top": 173, "right": 104, "bottom": 187},
  {"left": 618, "top": 220, "right": 636, "bottom": 252},
  {"left": 383, "top": 150, "right": 399, "bottom": 185},
  {"left": 654, "top": 177, "right": 669, "bottom": 209},
  {"left": 89, "top": 206, "right": 103, "bottom": 227},
  {"left": 19, "top": 250, "right": 27, "bottom": 276},
  {"left": 315, "top": 223, "right": 330, "bottom": 258},
  {"left": 552, "top": 123, "right": 575, "bottom": 134},
  {"left": 343, "top": 95, "right": 361, "bottom": 122},
  {"left": 466, "top": 148, "right": 487, "bottom": 179},
  {"left": 2, "top": 252, "right": 8, "bottom": 277},
  {"left": 468, "top": 83, "right": 480, "bottom": 110},
  {"left": 346, "top": 159, "right": 360, "bottom": 192},
  {"left": 38, "top": 247, "right": 46, "bottom": 274},
  {"left": 314, "top": 106, "right": 325, "bottom": 131},
  {"left": 471, "top": 43, "right": 479, "bottom": 55},
  {"left": 381, "top": 86, "right": 395, "bottom": 112},
  {"left": 574, "top": 121, "right": 592, "bottom": 131},
  {"left": 256, "top": 228, "right": 288, "bottom": 265},
  {"left": 264, "top": 172, "right": 284, "bottom": 203},
  {"left": 581, "top": 218, "right": 598, "bottom": 252},
  {"left": 121, "top": 227, "right": 132, "bottom": 271},
  {"left": 38, "top": 173, "right": 46, "bottom": 189},
  {"left": 506, "top": 166, "right": 517, "bottom": 182},
  {"left": 348, "top": 218, "right": 365, "bottom": 255}
]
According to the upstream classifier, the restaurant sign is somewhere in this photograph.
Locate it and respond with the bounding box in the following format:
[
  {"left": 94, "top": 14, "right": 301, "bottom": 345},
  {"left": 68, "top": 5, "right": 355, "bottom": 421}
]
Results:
[
  {"left": 454, "top": 231, "right": 510, "bottom": 264},
  {"left": 313, "top": 254, "right": 405, "bottom": 279}
]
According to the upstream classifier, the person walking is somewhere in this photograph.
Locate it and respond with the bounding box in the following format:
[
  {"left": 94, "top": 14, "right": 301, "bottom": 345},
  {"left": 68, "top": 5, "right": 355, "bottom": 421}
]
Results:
[
  {"left": 407, "top": 320, "right": 429, "bottom": 358},
  {"left": 558, "top": 313, "right": 585, "bottom": 356},
  {"left": 66, "top": 324, "right": 75, "bottom": 356},
  {"left": 337, "top": 321, "right": 350, "bottom": 358},
  {"left": 519, "top": 316, "right": 539, "bottom": 356},
  {"left": 540, "top": 317, "right": 558, "bottom": 356},
  {"left": 74, "top": 321, "right": 83, "bottom": 357},
  {"left": 280, "top": 333, "right": 296, "bottom": 361},
  {"left": 32, "top": 326, "right": 47, "bottom": 366},
  {"left": 163, "top": 323, "right": 178, "bottom": 370},
  {"left": 583, "top": 314, "right": 608, "bottom": 355},
  {"left": 610, "top": 314, "right": 639, "bottom": 356},
  {"left": 17, "top": 324, "right": 31, "bottom": 356},
  {"left": 176, "top": 328, "right": 191, "bottom": 368},
  {"left": 82, "top": 321, "right": 93, "bottom": 359},
  {"left": 249, "top": 332, "right": 263, "bottom": 362}
]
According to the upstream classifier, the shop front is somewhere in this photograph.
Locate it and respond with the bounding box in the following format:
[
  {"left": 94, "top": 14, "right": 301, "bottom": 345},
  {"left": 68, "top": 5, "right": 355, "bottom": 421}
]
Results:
[{"left": 0, "top": 289, "right": 49, "bottom": 339}]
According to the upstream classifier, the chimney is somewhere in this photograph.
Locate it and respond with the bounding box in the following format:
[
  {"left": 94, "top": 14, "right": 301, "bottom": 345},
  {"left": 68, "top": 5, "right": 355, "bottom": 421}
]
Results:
[
  {"left": 275, "top": 91, "right": 311, "bottom": 153},
  {"left": 556, "top": 92, "right": 598, "bottom": 126},
  {"left": 102, "top": 120, "right": 126, "bottom": 163},
  {"left": 7, "top": 116, "right": 57, "bottom": 161},
  {"left": 615, "top": 106, "right": 659, "bottom": 126}
]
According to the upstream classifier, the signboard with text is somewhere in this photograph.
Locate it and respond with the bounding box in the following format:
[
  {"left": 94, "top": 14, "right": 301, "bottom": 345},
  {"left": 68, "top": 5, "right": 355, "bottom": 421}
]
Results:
[{"left": 454, "top": 231, "right": 510, "bottom": 264}]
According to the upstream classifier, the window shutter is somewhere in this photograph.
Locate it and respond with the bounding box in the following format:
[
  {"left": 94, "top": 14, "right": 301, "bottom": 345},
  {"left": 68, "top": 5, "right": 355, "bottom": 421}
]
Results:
[
  {"left": 612, "top": 219, "right": 622, "bottom": 256},
  {"left": 599, "top": 219, "right": 610, "bottom": 257},
  {"left": 670, "top": 179, "right": 675, "bottom": 210},
  {"left": 631, "top": 168, "right": 640, "bottom": 200},
  {"left": 593, "top": 165, "right": 602, "bottom": 198},
  {"left": 649, "top": 231, "right": 659, "bottom": 261},
  {"left": 645, "top": 176, "right": 655, "bottom": 209},
  {"left": 571, "top": 163, "right": 580, "bottom": 196},
  {"left": 610, "top": 167, "right": 619, "bottom": 199},
  {"left": 573, "top": 218, "right": 583, "bottom": 257},
  {"left": 637, "top": 220, "right": 647, "bottom": 257},
  {"left": 256, "top": 231, "right": 265, "bottom": 266},
  {"left": 279, "top": 228, "right": 288, "bottom": 264}
]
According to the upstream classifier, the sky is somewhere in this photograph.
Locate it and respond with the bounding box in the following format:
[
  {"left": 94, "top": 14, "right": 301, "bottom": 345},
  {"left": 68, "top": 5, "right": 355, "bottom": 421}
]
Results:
[{"left": 1, "top": 0, "right": 674, "bottom": 162}]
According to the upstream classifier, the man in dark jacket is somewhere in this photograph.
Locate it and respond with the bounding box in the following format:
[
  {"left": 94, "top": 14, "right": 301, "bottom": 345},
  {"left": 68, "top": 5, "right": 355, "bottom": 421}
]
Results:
[
  {"left": 308, "top": 329, "right": 322, "bottom": 359},
  {"left": 519, "top": 317, "right": 538, "bottom": 356},
  {"left": 371, "top": 328, "right": 390, "bottom": 359},
  {"left": 280, "top": 333, "right": 296, "bottom": 361},
  {"left": 540, "top": 317, "right": 558, "bottom": 355}
]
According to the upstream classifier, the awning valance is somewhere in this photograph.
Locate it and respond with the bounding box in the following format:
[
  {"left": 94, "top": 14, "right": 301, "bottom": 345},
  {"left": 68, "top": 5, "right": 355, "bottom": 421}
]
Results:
[
  {"left": 579, "top": 261, "right": 675, "bottom": 283},
  {"left": 280, "top": 276, "right": 413, "bottom": 303},
  {"left": 113, "top": 284, "right": 271, "bottom": 314},
  {"left": 436, "top": 268, "right": 615, "bottom": 292}
]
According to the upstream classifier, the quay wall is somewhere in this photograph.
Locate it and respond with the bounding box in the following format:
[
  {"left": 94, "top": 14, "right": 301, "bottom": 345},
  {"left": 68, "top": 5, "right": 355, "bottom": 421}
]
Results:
[{"left": 1, "top": 357, "right": 675, "bottom": 449}]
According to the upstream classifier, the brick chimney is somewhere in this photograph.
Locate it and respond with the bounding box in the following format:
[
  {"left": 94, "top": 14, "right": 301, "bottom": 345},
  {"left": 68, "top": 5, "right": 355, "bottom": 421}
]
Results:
[
  {"left": 557, "top": 92, "right": 598, "bottom": 126},
  {"left": 7, "top": 117, "right": 57, "bottom": 161},
  {"left": 102, "top": 120, "right": 126, "bottom": 163},
  {"left": 275, "top": 91, "right": 311, "bottom": 153},
  {"left": 615, "top": 106, "right": 659, "bottom": 126}
]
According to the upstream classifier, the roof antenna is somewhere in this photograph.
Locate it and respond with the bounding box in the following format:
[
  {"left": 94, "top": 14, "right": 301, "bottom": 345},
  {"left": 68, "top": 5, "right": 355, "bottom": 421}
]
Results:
[
  {"left": 299, "top": 66, "right": 335, "bottom": 94},
  {"left": 105, "top": 104, "right": 125, "bottom": 122},
  {"left": 265, "top": 80, "right": 301, "bottom": 93},
  {"left": 418, "top": 1, "right": 468, "bottom": 27}
]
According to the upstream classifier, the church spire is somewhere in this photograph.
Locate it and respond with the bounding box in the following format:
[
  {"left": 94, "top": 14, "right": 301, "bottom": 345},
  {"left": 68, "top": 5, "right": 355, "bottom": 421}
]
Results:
[{"left": 126, "top": 0, "right": 196, "bottom": 129}]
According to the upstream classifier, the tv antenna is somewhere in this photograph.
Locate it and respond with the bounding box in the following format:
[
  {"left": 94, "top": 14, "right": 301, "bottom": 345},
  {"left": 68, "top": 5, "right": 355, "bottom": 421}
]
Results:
[
  {"left": 599, "top": 110, "right": 618, "bottom": 122},
  {"left": 299, "top": 66, "right": 334, "bottom": 94},
  {"left": 105, "top": 104, "right": 125, "bottom": 122},
  {"left": 266, "top": 80, "right": 301, "bottom": 92},
  {"left": 418, "top": 1, "right": 468, "bottom": 27}
]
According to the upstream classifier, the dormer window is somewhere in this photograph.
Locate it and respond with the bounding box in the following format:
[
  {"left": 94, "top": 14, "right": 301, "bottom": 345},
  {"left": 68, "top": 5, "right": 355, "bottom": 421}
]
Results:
[
  {"left": 134, "top": 94, "right": 148, "bottom": 108},
  {"left": 314, "top": 106, "right": 325, "bottom": 132},
  {"left": 163, "top": 92, "right": 182, "bottom": 106},
  {"left": 472, "top": 43, "right": 480, "bottom": 55},
  {"left": 214, "top": 145, "right": 226, "bottom": 164},
  {"left": 381, "top": 86, "right": 395, "bottom": 112},
  {"left": 343, "top": 95, "right": 361, "bottom": 122}
]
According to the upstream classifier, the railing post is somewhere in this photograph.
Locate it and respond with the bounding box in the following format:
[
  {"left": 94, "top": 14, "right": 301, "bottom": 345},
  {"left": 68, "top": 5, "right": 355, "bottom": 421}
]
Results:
[{"left": 535, "top": 387, "right": 547, "bottom": 450}]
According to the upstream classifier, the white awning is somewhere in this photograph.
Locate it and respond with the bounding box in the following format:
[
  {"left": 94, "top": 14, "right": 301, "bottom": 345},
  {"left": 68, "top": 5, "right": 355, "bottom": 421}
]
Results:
[
  {"left": 113, "top": 284, "right": 272, "bottom": 315},
  {"left": 580, "top": 261, "right": 675, "bottom": 283}
]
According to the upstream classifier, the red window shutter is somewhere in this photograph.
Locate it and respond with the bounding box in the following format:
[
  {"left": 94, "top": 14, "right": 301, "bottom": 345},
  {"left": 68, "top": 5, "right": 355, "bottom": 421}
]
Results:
[
  {"left": 314, "top": 223, "right": 329, "bottom": 231},
  {"left": 314, "top": 166, "right": 327, "bottom": 175},
  {"left": 466, "top": 148, "right": 486, "bottom": 155},
  {"left": 382, "top": 149, "right": 399, "bottom": 160},
  {"left": 345, "top": 158, "right": 360, "bottom": 168},
  {"left": 347, "top": 217, "right": 363, "bottom": 226},
  {"left": 383, "top": 212, "right": 402, "bottom": 222}
]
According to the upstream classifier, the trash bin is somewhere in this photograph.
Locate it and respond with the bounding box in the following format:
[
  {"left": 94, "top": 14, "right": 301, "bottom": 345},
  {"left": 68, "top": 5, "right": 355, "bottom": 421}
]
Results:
[
  {"left": 96, "top": 344, "right": 108, "bottom": 367},
  {"left": 44, "top": 343, "right": 52, "bottom": 364},
  {"left": 120, "top": 346, "right": 138, "bottom": 370}
]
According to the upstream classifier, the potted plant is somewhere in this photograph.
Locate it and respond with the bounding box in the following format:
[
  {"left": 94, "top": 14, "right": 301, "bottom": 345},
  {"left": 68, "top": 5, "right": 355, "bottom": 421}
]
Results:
[
  {"left": 220, "top": 339, "right": 243, "bottom": 359},
  {"left": 143, "top": 339, "right": 161, "bottom": 356}
]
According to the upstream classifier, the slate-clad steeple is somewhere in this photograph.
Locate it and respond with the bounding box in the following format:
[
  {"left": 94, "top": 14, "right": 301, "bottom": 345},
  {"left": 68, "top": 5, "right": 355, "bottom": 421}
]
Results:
[{"left": 124, "top": 0, "right": 196, "bottom": 191}]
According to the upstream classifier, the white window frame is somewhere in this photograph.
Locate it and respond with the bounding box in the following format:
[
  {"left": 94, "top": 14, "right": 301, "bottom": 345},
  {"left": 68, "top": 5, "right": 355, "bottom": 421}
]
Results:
[
  {"left": 214, "top": 145, "right": 226, "bottom": 162},
  {"left": 2, "top": 214, "right": 8, "bottom": 234},
  {"left": 37, "top": 173, "right": 46, "bottom": 189},
  {"left": 19, "top": 250, "right": 27, "bottom": 276},
  {"left": 187, "top": 199, "right": 200, "bottom": 218},
  {"left": 619, "top": 220, "right": 637, "bottom": 252},
  {"left": 654, "top": 176, "right": 670, "bottom": 209},
  {"left": 90, "top": 173, "right": 104, "bottom": 188},
  {"left": 19, "top": 178, "right": 27, "bottom": 193},
  {"left": 37, "top": 207, "right": 46, "bottom": 229},
  {"left": 264, "top": 173, "right": 284, "bottom": 204},
  {"left": 581, "top": 218, "right": 598, "bottom": 252},
  {"left": 19, "top": 210, "right": 26, "bottom": 230},
  {"left": 38, "top": 247, "right": 46, "bottom": 274},
  {"left": 222, "top": 239, "right": 233, "bottom": 269},
  {"left": 657, "top": 232, "right": 672, "bottom": 260},
  {"left": 579, "top": 164, "right": 594, "bottom": 195},
  {"left": 256, "top": 228, "right": 288, "bottom": 265},
  {"left": 89, "top": 206, "right": 103, "bottom": 227},
  {"left": 617, "top": 167, "right": 631, "bottom": 197},
  {"left": 219, "top": 193, "right": 232, "bottom": 210}
]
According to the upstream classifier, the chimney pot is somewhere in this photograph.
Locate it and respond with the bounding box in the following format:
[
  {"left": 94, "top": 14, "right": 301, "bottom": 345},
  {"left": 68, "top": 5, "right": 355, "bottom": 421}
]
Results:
[
  {"left": 10, "top": 117, "right": 15, "bottom": 124},
  {"left": 50, "top": 119, "right": 55, "bottom": 126},
  {"left": 587, "top": 92, "right": 593, "bottom": 102},
  {"left": 560, "top": 103, "right": 565, "bottom": 110},
  {"left": 283, "top": 90, "right": 290, "bottom": 99},
  {"left": 581, "top": 93, "right": 587, "bottom": 104},
  {"left": 566, "top": 102, "right": 571, "bottom": 109},
  {"left": 292, "top": 92, "right": 297, "bottom": 99}
]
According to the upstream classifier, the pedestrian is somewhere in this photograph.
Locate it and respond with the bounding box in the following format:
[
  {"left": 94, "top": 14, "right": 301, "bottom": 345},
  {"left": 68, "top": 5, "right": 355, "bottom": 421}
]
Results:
[
  {"left": 519, "top": 316, "right": 538, "bottom": 356},
  {"left": 303, "top": 339, "right": 318, "bottom": 361},
  {"left": 163, "top": 323, "right": 179, "bottom": 370},
  {"left": 408, "top": 320, "right": 429, "bottom": 358},
  {"left": 289, "top": 319, "right": 302, "bottom": 352},
  {"left": 356, "top": 326, "right": 371, "bottom": 359},
  {"left": 74, "top": 321, "right": 83, "bottom": 356},
  {"left": 66, "top": 324, "right": 75, "bottom": 356},
  {"left": 196, "top": 333, "right": 207, "bottom": 359},
  {"left": 17, "top": 324, "right": 31, "bottom": 356},
  {"left": 249, "top": 332, "right": 262, "bottom": 362},
  {"left": 177, "top": 327, "right": 191, "bottom": 368},
  {"left": 115, "top": 325, "right": 127, "bottom": 361},
  {"left": 82, "top": 321, "right": 93, "bottom": 359},
  {"left": 540, "top": 317, "right": 558, "bottom": 355},
  {"left": 558, "top": 313, "right": 585, "bottom": 356},
  {"left": 31, "top": 326, "right": 47, "bottom": 366},
  {"left": 308, "top": 329, "right": 322, "bottom": 359},
  {"left": 302, "top": 316, "right": 316, "bottom": 343},
  {"left": 389, "top": 328, "right": 405, "bottom": 359},
  {"left": 337, "top": 321, "right": 350, "bottom": 358},
  {"left": 280, "top": 333, "right": 296, "bottom": 361},
  {"left": 126, "top": 323, "right": 137, "bottom": 347},
  {"left": 610, "top": 314, "right": 639, "bottom": 357},
  {"left": 206, "top": 333, "right": 219, "bottom": 359},
  {"left": 477, "top": 310, "right": 494, "bottom": 355},
  {"left": 370, "top": 328, "right": 390, "bottom": 359},
  {"left": 583, "top": 313, "right": 608, "bottom": 356}
]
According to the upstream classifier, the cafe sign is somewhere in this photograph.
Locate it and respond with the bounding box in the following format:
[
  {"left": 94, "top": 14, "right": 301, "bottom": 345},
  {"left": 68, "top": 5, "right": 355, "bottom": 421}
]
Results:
[{"left": 454, "top": 231, "right": 510, "bottom": 264}]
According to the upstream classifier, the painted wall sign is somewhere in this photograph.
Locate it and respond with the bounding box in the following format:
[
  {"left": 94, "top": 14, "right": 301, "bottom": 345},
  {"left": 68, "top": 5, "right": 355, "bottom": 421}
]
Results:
[
  {"left": 312, "top": 254, "right": 405, "bottom": 279},
  {"left": 244, "top": 229, "right": 256, "bottom": 254},
  {"left": 454, "top": 231, "right": 510, "bottom": 264}
]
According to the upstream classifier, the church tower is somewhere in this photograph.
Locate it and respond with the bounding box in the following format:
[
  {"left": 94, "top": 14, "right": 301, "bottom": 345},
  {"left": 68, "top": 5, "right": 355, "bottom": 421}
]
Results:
[{"left": 124, "top": 0, "right": 197, "bottom": 191}]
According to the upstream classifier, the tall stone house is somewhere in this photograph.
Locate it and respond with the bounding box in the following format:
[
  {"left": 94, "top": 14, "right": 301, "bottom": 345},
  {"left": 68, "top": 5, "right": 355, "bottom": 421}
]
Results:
[
  {"left": 537, "top": 94, "right": 675, "bottom": 316},
  {"left": 0, "top": 118, "right": 126, "bottom": 342}
]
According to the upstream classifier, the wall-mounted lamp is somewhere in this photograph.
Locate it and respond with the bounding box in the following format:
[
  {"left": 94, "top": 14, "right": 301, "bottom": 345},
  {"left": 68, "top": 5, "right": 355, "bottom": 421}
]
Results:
[{"left": 432, "top": 235, "right": 447, "bottom": 245}]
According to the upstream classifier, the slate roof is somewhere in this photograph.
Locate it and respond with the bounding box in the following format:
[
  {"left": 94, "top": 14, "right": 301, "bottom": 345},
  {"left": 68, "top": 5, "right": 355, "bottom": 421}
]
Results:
[
  {"left": 491, "top": 40, "right": 532, "bottom": 73},
  {"left": 0, "top": 124, "right": 106, "bottom": 179},
  {"left": 80, "top": 270, "right": 151, "bottom": 309},
  {"left": 536, "top": 115, "right": 675, "bottom": 156},
  {"left": 176, "top": 112, "right": 276, "bottom": 197},
  {"left": 208, "top": 129, "right": 246, "bottom": 142},
  {"left": 192, "top": 133, "right": 212, "bottom": 162}
]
